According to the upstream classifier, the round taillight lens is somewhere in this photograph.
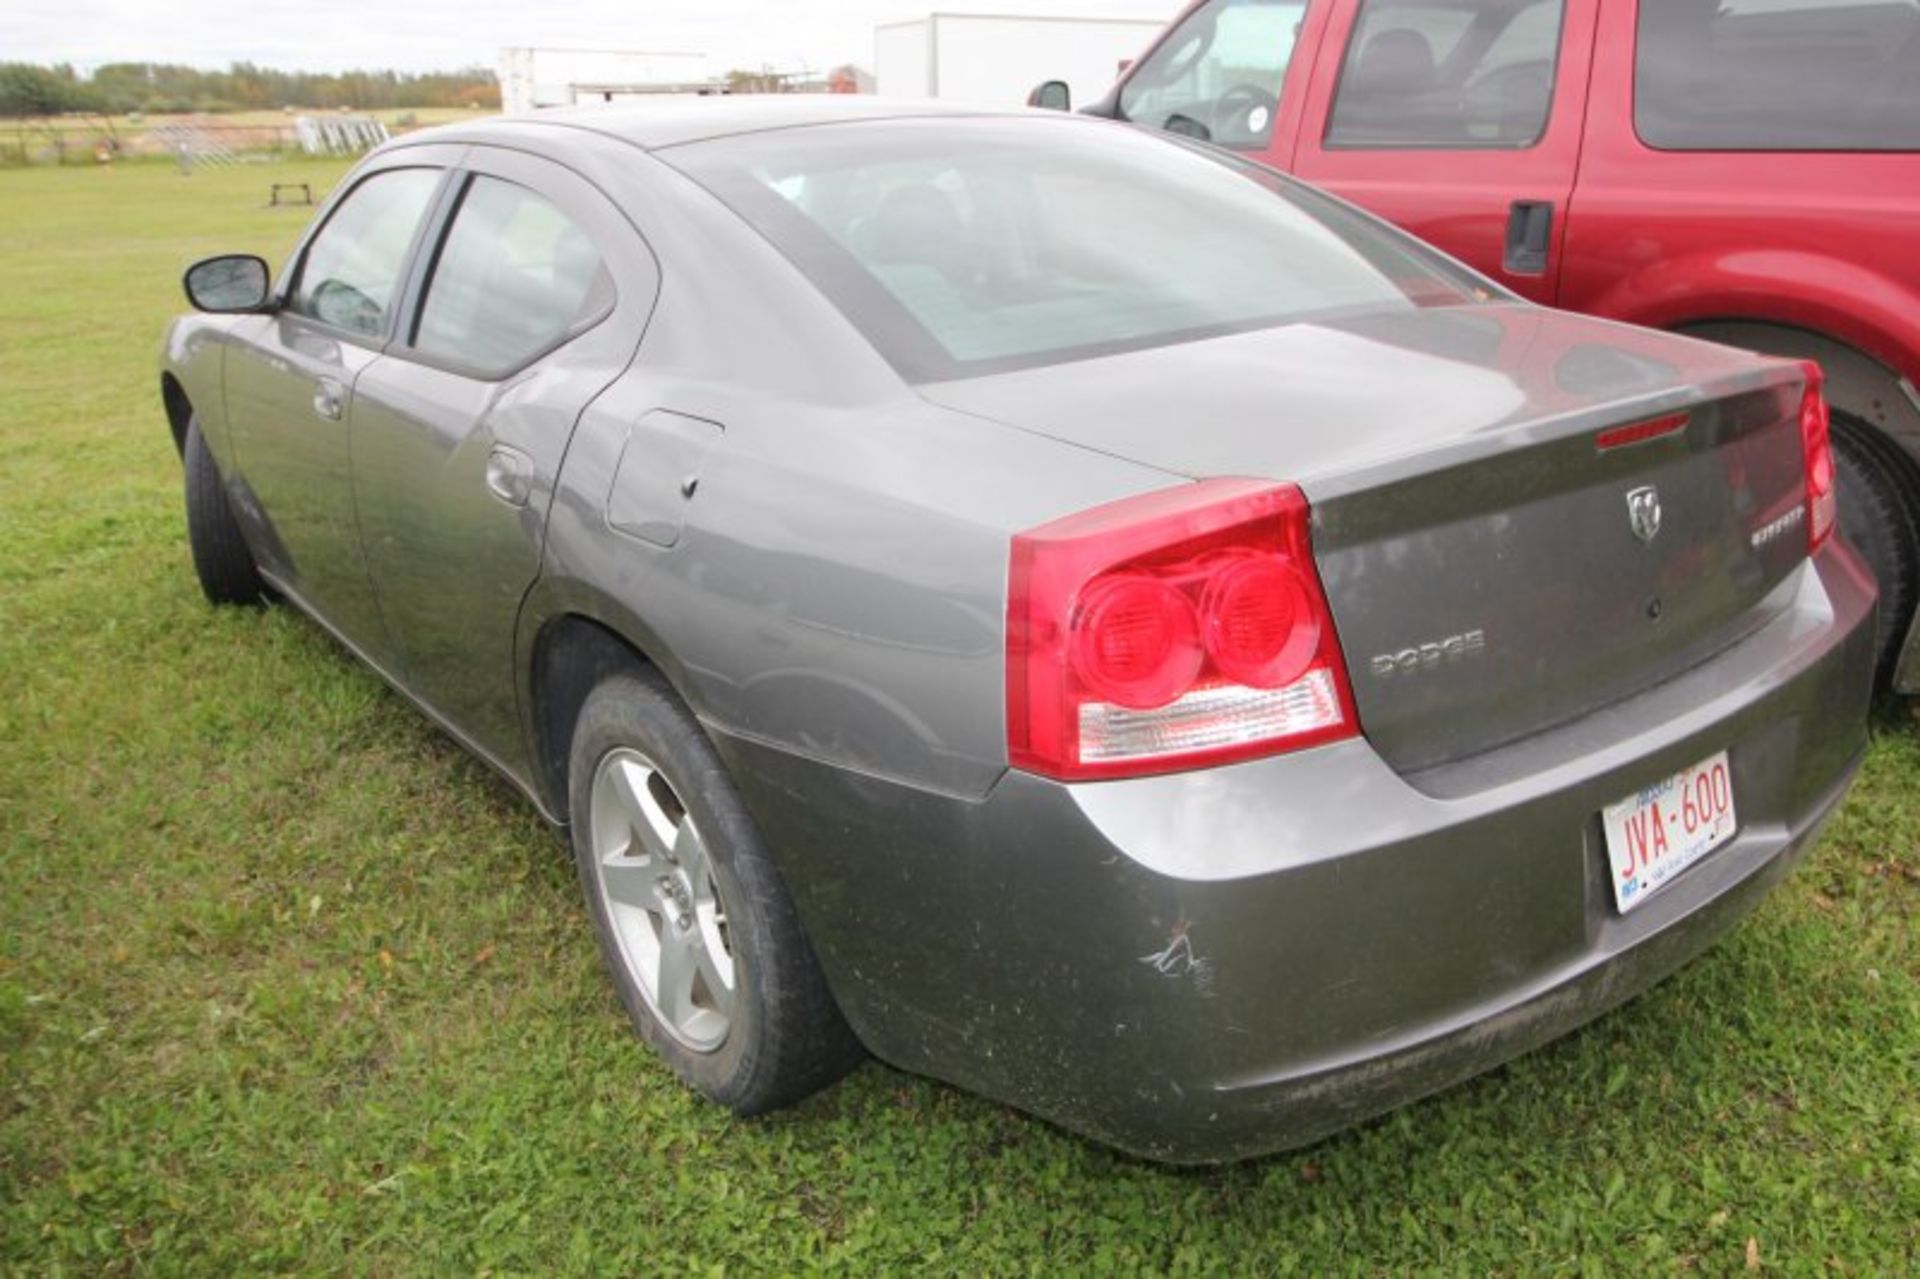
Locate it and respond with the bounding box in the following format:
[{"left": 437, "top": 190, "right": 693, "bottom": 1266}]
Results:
[
  {"left": 1069, "top": 574, "right": 1203, "bottom": 709},
  {"left": 1202, "top": 554, "right": 1318, "bottom": 688}
]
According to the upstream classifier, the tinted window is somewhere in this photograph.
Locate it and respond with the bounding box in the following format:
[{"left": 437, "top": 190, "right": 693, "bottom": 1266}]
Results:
[
  {"left": 1637, "top": 0, "right": 1920, "bottom": 152},
  {"left": 291, "top": 168, "right": 442, "bottom": 337},
  {"left": 1118, "top": 0, "right": 1308, "bottom": 148},
  {"left": 1326, "top": 0, "right": 1564, "bottom": 148},
  {"left": 667, "top": 118, "right": 1489, "bottom": 382},
  {"left": 413, "top": 175, "right": 612, "bottom": 374}
]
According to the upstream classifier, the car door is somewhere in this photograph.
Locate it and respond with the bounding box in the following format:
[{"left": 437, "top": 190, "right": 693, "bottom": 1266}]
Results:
[
  {"left": 1561, "top": 0, "right": 1920, "bottom": 337},
  {"left": 1289, "top": 0, "right": 1600, "bottom": 303},
  {"left": 349, "top": 149, "right": 659, "bottom": 766},
  {"left": 222, "top": 150, "right": 461, "bottom": 654}
]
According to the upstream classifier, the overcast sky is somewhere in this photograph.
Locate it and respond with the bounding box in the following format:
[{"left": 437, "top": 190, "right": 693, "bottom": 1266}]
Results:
[{"left": 3, "top": 0, "right": 1185, "bottom": 77}]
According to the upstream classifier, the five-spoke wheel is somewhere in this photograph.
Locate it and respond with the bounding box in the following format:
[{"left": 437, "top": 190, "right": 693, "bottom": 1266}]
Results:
[
  {"left": 588, "top": 746, "right": 736, "bottom": 1052},
  {"left": 566, "top": 668, "right": 864, "bottom": 1113}
]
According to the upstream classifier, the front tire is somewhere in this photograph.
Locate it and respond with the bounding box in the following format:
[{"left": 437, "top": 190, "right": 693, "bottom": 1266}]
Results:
[
  {"left": 182, "top": 416, "right": 265, "bottom": 606},
  {"left": 566, "top": 668, "right": 863, "bottom": 1113},
  {"left": 1832, "top": 412, "right": 1919, "bottom": 689}
]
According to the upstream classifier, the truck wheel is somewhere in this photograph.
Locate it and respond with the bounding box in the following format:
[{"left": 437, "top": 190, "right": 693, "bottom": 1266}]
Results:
[
  {"left": 183, "top": 416, "right": 265, "bottom": 606},
  {"left": 1832, "top": 413, "right": 1918, "bottom": 689},
  {"left": 567, "top": 668, "right": 864, "bottom": 1113}
]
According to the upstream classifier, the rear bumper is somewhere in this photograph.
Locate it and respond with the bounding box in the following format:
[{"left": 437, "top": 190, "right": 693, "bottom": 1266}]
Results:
[
  {"left": 1175, "top": 760, "right": 1855, "bottom": 1161},
  {"left": 713, "top": 543, "right": 1876, "bottom": 1163}
]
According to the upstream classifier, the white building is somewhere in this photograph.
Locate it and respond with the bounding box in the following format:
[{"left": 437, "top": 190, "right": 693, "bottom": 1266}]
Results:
[
  {"left": 874, "top": 12, "right": 1165, "bottom": 108},
  {"left": 497, "top": 47, "right": 716, "bottom": 114}
]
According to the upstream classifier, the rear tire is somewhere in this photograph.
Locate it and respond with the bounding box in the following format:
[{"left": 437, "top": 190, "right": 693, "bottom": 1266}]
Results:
[
  {"left": 566, "top": 668, "right": 863, "bottom": 1114},
  {"left": 183, "top": 416, "right": 265, "bottom": 607},
  {"left": 1832, "top": 412, "right": 1919, "bottom": 689}
]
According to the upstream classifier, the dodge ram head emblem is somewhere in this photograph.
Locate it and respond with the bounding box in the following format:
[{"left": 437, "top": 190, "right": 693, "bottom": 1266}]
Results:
[{"left": 1626, "top": 485, "right": 1663, "bottom": 545}]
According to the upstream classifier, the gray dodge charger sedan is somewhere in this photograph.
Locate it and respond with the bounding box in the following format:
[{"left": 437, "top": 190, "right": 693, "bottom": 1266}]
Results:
[{"left": 160, "top": 99, "right": 1876, "bottom": 1163}]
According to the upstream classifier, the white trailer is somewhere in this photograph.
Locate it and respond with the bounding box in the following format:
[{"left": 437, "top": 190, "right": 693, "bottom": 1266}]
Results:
[
  {"left": 497, "top": 47, "right": 714, "bottom": 114},
  {"left": 873, "top": 12, "right": 1166, "bottom": 108}
]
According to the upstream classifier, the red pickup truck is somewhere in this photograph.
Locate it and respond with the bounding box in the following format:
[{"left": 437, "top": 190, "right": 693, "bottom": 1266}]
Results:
[{"left": 1040, "top": 0, "right": 1920, "bottom": 687}]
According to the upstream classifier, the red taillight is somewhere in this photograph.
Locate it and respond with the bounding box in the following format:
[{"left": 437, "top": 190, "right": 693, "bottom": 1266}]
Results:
[
  {"left": 1069, "top": 574, "right": 1203, "bottom": 709},
  {"left": 1202, "top": 552, "right": 1319, "bottom": 687},
  {"left": 1798, "top": 360, "right": 1836, "bottom": 554},
  {"left": 1007, "top": 479, "right": 1359, "bottom": 781}
]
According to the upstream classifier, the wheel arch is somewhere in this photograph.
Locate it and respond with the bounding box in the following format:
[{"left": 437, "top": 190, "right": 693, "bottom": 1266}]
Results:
[
  {"left": 1669, "top": 319, "right": 1920, "bottom": 459},
  {"left": 522, "top": 606, "right": 691, "bottom": 821},
  {"left": 161, "top": 372, "right": 192, "bottom": 457}
]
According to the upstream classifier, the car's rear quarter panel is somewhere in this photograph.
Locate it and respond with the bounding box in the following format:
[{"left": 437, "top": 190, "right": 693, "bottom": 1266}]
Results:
[{"left": 532, "top": 145, "right": 1183, "bottom": 800}]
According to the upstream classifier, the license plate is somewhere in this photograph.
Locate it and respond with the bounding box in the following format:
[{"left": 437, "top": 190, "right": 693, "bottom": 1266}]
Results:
[{"left": 1601, "top": 751, "right": 1737, "bottom": 914}]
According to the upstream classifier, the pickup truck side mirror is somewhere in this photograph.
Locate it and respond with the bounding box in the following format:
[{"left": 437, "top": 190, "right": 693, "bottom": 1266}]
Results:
[
  {"left": 183, "top": 254, "right": 272, "bottom": 313},
  {"left": 1027, "top": 80, "right": 1071, "bottom": 112}
]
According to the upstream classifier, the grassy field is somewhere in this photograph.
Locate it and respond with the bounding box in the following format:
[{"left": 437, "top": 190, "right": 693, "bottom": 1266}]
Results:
[{"left": 0, "top": 159, "right": 1915, "bottom": 1276}]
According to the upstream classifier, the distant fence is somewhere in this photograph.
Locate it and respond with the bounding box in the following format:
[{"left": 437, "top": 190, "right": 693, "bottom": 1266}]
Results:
[
  {"left": 292, "top": 116, "right": 391, "bottom": 156},
  {"left": 5, "top": 114, "right": 412, "bottom": 167},
  {"left": 147, "top": 122, "right": 242, "bottom": 167}
]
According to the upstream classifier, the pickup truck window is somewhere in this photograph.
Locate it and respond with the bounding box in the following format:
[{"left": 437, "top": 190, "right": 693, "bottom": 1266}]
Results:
[
  {"left": 1636, "top": 0, "right": 1920, "bottom": 152},
  {"left": 1116, "top": 0, "right": 1309, "bottom": 149},
  {"left": 1326, "top": 0, "right": 1565, "bottom": 149}
]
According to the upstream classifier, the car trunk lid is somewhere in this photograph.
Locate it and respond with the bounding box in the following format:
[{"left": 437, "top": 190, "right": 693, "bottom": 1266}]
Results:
[
  {"left": 921, "top": 305, "right": 1813, "bottom": 772},
  {"left": 1304, "top": 375, "right": 1809, "bottom": 772}
]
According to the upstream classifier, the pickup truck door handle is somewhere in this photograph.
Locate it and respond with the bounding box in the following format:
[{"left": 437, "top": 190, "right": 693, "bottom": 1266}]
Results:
[
  {"left": 312, "top": 377, "right": 345, "bottom": 421},
  {"left": 1504, "top": 200, "right": 1555, "bottom": 276}
]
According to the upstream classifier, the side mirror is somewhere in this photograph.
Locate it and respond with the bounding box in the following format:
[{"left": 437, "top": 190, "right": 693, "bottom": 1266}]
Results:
[
  {"left": 184, "top": 254, "right": 271, "bottom": 313},
  {"left": 1027, "top": 80, "right": 1071, "bottom": 112}
]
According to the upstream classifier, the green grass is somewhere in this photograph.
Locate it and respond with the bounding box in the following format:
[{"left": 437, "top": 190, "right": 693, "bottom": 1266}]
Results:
[{"left": 1, "top": 159, "right": 1916, "bottom": 1276}]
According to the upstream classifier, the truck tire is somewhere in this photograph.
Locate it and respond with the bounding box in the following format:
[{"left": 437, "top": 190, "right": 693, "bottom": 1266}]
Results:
[{"left": 1832, "top": 412, "right": 1918, "bottom": 689}]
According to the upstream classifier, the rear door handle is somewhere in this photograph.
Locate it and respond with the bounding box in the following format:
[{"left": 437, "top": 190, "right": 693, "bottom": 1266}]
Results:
[
  {"left": 312, "top": 377, "right": 345, "bottom": 421},
  {"left": 1504, "top": 200, "right": 1554, "bottom": 276}
]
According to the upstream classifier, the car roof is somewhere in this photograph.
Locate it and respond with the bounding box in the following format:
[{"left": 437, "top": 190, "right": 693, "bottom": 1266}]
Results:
[{"left": 417, "top": 96, "right": 1023, "bottom": 153}]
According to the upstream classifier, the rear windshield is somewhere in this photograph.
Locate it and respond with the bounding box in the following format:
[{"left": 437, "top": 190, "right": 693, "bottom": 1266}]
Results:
[
  {"left": 662, "top": 117, "right": 1491, "bottom": 382},
  {"left": 1637, "top": 0, "right": 1920, "bottom": 152}
]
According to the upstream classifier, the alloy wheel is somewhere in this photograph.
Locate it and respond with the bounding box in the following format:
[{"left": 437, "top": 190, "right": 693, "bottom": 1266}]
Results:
[{"left": 587, "top": 746, "right": 737, "bottom": 1052}]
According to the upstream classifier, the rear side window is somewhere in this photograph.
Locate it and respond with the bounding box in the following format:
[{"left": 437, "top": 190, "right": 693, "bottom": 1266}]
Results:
[
  {"left": 1326, "top": 0, "right": 1565, "bottom": 148},
  {"left": 412, "top": 175, "right": 613, "bottom": 375},
  {"left": 291, "top": 168, "right": 442, "bottom": 338},
  {"left": 1117, "top": 0, "right": 1309, "bottom": 149},
  {"left": 1636, "top": 0, "right": 1920, "bottom": 152}
]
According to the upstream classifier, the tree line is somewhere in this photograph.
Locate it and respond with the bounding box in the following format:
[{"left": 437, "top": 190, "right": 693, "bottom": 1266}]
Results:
[{"left": 0, "top": 61, "right": 500, "bottom": 117}]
